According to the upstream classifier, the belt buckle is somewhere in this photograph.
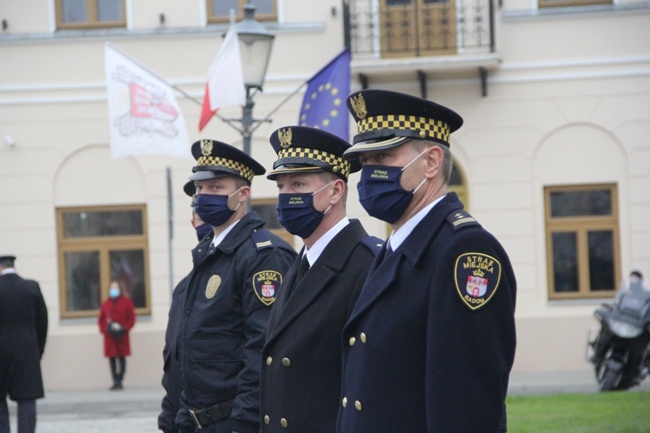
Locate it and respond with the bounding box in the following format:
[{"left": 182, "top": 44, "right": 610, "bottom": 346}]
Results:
[{"left": 189, "top": 408, "right": 203, "bottom": 429}]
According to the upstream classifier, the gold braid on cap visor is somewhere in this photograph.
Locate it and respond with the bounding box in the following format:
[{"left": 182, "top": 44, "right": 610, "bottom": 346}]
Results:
[
  {"left": 277, "top": 147, "right": 351, "bottom": 178},
  {"left": 196, "top": 156, "right": 255, "bottom": 183},
  {"left": 356, "top": 114, "right": 450, "bottom": 143}
]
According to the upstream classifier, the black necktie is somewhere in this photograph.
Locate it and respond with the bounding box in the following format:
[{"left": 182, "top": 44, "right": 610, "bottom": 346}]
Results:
[
  {"left": 296, "top": 255, "right": 310, "bottom": 283},
  {"left": 286, "top": 256, "right": 310, "bottom": 300}
]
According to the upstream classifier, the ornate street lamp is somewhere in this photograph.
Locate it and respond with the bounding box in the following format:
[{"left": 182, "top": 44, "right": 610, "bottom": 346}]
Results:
[{"left": 234, "top": 3, "right": 275, "bottom": 156}]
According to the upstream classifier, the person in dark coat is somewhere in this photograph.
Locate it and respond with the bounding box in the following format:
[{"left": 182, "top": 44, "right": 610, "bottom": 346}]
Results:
[
  {"left": 98, "top": 280, "right": 136, "bottom": 390},
  {"left": 0, "top": 255, "right": 48, "bottom": 433},
  {"left": 337, "top": 90, "right": 517, "bottom": 433},
  {"left": 176, "top": 139, "right": 296, "bottom": 433},
  {"left": 260, "top": 126, "right": 382, "bottom": 433},
  {"left": 158, "top": 182, "right": 211, "bottom": 433}
]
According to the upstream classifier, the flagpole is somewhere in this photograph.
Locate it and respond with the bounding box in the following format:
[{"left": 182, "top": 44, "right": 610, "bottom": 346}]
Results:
[{"left": 166, "top": 167, "right": 174, "bottom": 296}]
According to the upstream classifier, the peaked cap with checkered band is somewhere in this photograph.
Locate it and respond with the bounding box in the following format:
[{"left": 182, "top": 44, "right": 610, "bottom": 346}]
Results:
[
  {"left": 266, "top": 126, "right": 361, "bottom": 181},
  {"left": 188, "top": 139, "right": 265, "bottom": 184},
  {"left": 343, "top": 89, "right": 463, "bottom": 159}
]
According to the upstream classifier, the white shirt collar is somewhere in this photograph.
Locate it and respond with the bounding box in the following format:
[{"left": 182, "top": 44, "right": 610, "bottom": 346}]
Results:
[
  {"left": 304, "top": 217, "right": 350, "bottom": 266},
  {"left": 1, "top": 268, "right": 16, "bottom": 276},
  {"left": 388, "top": 195, "right": 446, "bottom": 251},
  {"left": 211, "top": 218, "right": 242, "bottom": 249}
]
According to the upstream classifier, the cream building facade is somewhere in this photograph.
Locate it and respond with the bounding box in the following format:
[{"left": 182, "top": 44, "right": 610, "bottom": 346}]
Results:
[{"left": 1, "top": 0, "right": 649, "bottom": 391}]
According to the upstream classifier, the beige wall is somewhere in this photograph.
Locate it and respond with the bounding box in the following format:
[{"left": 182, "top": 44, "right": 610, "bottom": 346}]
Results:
[{"left": 1, "top": 0, "right": 649, "bottom": 390}]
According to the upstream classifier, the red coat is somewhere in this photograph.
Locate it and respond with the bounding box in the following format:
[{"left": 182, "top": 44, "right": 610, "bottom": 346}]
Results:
[{"left": 98, "top": 295, "right": 135, "bottom": 357}]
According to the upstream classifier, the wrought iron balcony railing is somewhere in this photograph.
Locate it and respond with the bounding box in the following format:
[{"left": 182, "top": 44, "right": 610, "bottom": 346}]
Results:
[{"left": 344, "top": 0, "right": 495, "bottom": 60}]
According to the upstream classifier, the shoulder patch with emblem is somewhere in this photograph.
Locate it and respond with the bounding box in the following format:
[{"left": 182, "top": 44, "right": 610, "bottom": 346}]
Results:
[
  {"left": 447, "top": 210, "right": 480, "bottom": 231},
  {"left": 454, "top": 252, "right": 502, "bottom": 310},
  {"left": 251, "top": 229, "right": 273, "bottom": 251},
  {"left": 252, "top": 270, "right": 283, "bottom": 306}
]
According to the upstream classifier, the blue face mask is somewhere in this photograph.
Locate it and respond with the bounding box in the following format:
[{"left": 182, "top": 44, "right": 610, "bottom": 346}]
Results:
[
  {"left": 195, "top": 223, "right": 213, "bottom": 242},
  {"left": 276, "top": 183, "right": 332, "bottom": 239},
  {"left": 194, "top": 188, "right": 242, "bottom": 227},
  {"left": 109, "top": 287, "right": 120, "bottom": 299},
  {"left": 357, "top": 150, "right": 428, "bottom": 224}
]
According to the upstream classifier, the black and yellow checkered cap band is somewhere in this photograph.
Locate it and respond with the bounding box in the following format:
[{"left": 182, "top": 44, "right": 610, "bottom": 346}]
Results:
[
  {"left": 275, "top": 147, "right": 351, "bottom": 178},
  {"left": 196, "top": 156, "right": 255, "bottom": 183},
  {"left": 355, "top": 115, "right": 451, "bottom": 145}
]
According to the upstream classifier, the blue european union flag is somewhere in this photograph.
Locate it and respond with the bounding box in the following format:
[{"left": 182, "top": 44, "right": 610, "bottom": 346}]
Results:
[{"left": 298, "top": 48, "right": 351, "bottom": 141}]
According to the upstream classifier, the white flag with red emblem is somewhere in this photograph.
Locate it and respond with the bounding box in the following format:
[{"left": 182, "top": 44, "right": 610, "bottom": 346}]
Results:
[{"left": 105, "top": 43, "right": 191, "bottom": 159}]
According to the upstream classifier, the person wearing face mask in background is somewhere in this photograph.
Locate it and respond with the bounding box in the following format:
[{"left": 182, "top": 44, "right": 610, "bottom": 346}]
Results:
[
  {"left": 259, "top": 127, "right": 382, "bottom": 433},
  {"left": 175, "top": 140, "right": 296, "bottom": 433},
  {"left": 337, "top": 90, "right": 517, "bottom": 433},
  {"left": 158, "top": 181, "right": 211, "bottom": 433},
  {"left": 98, "top": 280, "right": 135, "bottom": 391}
]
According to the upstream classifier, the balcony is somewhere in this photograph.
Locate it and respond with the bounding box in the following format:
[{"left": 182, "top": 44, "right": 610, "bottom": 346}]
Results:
[{"left": 344, "top": 0, "right": 499, "bottom": 94}]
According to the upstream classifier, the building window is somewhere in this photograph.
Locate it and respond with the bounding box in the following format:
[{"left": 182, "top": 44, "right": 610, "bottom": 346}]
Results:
[
  {"left": 207, "top": 0, "right": 277, "bottom": 23},
  {"left": 55, "top": 0, "right": 126, "bottom": 30},
  {"left": 251, "top": 198, "right": 295, "bottom": 249},
  {"left": 56, "top": 205, "right": 150, "bottom": 318},
  {"left": 544, "top": 184, "right": 620, "bottom": 300},
  {"left": 539, "top": 0, "right": 611, "bottom": 8}
]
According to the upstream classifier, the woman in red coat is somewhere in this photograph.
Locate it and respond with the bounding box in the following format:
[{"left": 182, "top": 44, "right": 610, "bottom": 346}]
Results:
[{"left": 98, "top": 280, "right": 135, "bottom": 390}]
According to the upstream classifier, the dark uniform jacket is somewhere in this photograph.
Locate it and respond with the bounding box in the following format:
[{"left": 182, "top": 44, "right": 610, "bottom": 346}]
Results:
[
  {"left": 338, "top": 193, "right": 517, "bottom": 433},
  {"left": 177, "top": 212, "right": 296, "bottom": 433},
  {"left": 0, "top": 273, "right": 48, "bottom": 401},
  {"left": 260, "top": 219, "right": 381, "bottom": 433},
  {"left": 158, "top": 275, "right": 190, "bottom": 433}
]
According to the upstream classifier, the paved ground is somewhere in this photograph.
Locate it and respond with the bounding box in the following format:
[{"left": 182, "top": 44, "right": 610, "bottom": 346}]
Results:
[{"left": 6, "top": 370, "right": 650, "bottom": 432}]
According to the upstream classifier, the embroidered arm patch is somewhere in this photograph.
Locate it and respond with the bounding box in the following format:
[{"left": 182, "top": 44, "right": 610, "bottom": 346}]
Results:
[
  {"left": 454, "top": 252, "right": 502, "bottom": 310},
  {"left": 252, "top": 270, "right": 283, "bottom": 306}
]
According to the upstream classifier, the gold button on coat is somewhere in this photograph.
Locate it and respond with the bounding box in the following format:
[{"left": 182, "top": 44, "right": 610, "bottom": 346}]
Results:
[
  {"left": 264, "top": 415, "right": 270, "bottom": 425},
  {"left": 282, "top": 357, "right": 291, "bottom": 367},
  {"left": 360, "top": 332, "right": 367, "bottom": 343},
  {"left": 349, "top": 336, "right": 356, "bottom": 346},
  {"left": 355, "top": 400, "right": 363, "bottom": 411},
  {"left": 266, "top": 356, "right": 272, "bottom": 365},
  {"left": 342, "top": 397, "right": 348, "bottom": 407},
  {"left": 281, "top": 418, "right": 288, "bottom": 427}
]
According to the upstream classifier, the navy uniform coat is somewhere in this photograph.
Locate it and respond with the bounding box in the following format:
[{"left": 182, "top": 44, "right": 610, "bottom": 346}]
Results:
[
  {"left": 260, "top": 219, "right": 381, "bottom": 433},
  {"left": 177, "top": 212, "right": 296, "bottom": 433},
  {"left": 158, "top": 275, "right": 190, "bottom": 433},
  {"left": 338, "top": 193, "right": 517, "bottom": 433},
  {"left": 0, "top": 273, "right": 48, "bottom": 401}
]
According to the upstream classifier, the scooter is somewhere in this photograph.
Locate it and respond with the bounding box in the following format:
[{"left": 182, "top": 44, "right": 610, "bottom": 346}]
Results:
[{"left": 587, "top": 283, "right": 650, "bottom": 391}]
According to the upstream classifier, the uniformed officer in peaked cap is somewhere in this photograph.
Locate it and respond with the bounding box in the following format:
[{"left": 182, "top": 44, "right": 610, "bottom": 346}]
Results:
[
  {"left": 172, "top": 139, "right": 296, "bottom": 433},
  {"left": 158, "top": 180, "right": 213, "bottom": 433},
  {"left": 260, "top": 126, "right": 381, "bottom": 433},
  {"left": 338, "top": 90, "right": 517, "bottom": 433}
]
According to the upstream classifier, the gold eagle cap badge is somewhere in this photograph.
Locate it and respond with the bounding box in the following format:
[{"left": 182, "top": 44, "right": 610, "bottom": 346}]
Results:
[
  {"left": 200, "top": 139, "right": 213, "bottom": 156},
  {"left": 278, "top": 128, "right": 292, "bottom": 148},
  {"left": 350, "top": 94, "right": 367, "bottom": 119}
]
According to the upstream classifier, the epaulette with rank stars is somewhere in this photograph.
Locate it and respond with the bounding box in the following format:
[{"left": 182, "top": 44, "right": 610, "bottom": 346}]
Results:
[
  {"left": 250, "top": 229, "right": 274, "bottom": 251},
  {"left": 446, "top": 210, "right": 480, "bottom": 231}
]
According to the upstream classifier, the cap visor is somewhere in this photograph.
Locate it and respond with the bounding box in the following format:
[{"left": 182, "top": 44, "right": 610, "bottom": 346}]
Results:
[
  {"left": 189, "top": 170, "right": 235, "bottom": 181},
  {"left": 342, "top": 136, "right": 411, "bottom": 159},
  {"left": 266, "top": 166, "right": 325, "bottom": 180}
]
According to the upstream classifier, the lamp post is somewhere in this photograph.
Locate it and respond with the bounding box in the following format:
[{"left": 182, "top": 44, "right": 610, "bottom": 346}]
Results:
[{"left": 234, "top": 3, "right": 275, "bottom": 157}]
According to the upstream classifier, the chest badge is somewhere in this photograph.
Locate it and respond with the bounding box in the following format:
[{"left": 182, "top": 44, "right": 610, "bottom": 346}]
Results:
[
  {"left": 205, "top": 275, "right": 222, "bottom": 299},
  {"left": 454, "top": 253, "right": 502, "bottom": 311},
  {"left": 252, "top": 270, "right": 283, "bottom": 306}
]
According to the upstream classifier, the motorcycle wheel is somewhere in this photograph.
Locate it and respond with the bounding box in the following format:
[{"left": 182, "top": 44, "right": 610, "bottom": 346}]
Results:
[{"left": 597, "top": 362, "right": 622, "bottom": 391}]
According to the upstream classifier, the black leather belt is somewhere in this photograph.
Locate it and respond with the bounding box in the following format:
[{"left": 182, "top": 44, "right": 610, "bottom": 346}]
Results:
[{"left": 189, "top": 400, "right": 234, "bottom": 429}]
